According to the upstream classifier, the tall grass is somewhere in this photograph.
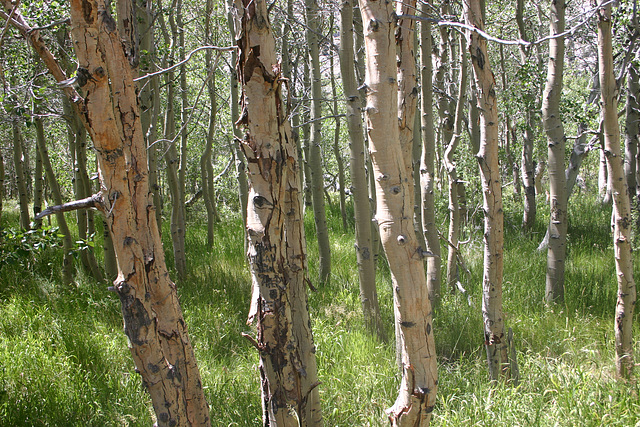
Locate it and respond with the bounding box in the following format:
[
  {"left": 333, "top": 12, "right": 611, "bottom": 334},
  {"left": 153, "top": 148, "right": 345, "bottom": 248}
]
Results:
[{"left": 0, "top": 190, "right": 638, "bottom": 426}]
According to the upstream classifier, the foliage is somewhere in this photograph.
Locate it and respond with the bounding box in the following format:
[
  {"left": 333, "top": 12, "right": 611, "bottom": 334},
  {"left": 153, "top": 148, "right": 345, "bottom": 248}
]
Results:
[
  {"left": 0, "top": 189, "right": 639, "bottom": 425},
  {"left": 0, "top": 225, "right": 64, "bottom": 270}
]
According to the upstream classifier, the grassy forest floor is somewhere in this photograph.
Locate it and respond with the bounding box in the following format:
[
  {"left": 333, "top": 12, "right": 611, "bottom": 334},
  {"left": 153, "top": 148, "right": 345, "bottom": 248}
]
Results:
[{"left": 0, "top": 191, "right": 639, "bottom": 426}]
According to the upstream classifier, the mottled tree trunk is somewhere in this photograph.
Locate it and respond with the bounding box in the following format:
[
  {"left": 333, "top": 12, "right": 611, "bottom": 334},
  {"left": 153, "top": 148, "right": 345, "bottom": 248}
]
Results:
[
  {"left": 597, "top": 2, "right": 637, "bottom": 380},
  {"left": 464, "top": 0, "right": 509, "bottom": 381},
  {"left": 201, "top": 0, "right": 217, "bottom": 248},
  {"left": 67, "top": 1, "right": 210, "bottom": 424},
  {"left": 359, "top": 0, "right": 437, "bottom": 424},
  {"left": 542, "top": 0, "right": 567, "bottom": 304},
  {"left": 420, "top": 0, "right": 442, "bottom": 304},
  {"left": 232, "top": 0, "right": 322, "bottom": 423}
]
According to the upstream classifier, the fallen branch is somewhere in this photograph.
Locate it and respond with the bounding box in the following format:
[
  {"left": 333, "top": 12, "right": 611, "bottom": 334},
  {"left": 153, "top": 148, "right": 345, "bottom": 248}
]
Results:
[{"left": 34, "top": 193, "right": 105, "bottom": 220}]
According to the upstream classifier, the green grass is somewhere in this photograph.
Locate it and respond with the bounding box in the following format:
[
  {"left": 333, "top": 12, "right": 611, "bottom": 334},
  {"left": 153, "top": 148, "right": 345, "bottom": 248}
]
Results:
[{"left": 1, "top": 191, "right": 639, "bottom": 426}]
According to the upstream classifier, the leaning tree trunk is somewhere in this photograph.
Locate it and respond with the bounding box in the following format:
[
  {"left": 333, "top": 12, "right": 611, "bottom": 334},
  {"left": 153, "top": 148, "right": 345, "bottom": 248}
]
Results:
[
  {"left": 464, "top": 0, "right": 510, "bottom": 381},
  {"left": 339, "top": 0, "right": 385, "bottom": 342},
  {"left": 305, "top": 0, "right": 331, "bottom": 284},
  {"left": 597, "top": 2, "right": 637, "bottom": 380},
  {"left": 420, "top": 0, "right": 442, "bottom": 304},
  {"left": 232, "top": 0, "right": 323, "bottom": 424},
  {"left": 359, "top": 0, "right": 438, "bottom": 424},
  {"left": 64, "top": 1, "right": 211, "bottom": 424},
  {"left": 542, "top": 0, "right": 567, "bottom": 304}
]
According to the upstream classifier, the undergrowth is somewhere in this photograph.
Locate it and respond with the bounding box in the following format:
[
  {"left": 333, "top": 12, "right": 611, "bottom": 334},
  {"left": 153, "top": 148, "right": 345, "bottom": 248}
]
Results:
[{"left": 0, "top": 191, "right": 638, "bottom": 426}]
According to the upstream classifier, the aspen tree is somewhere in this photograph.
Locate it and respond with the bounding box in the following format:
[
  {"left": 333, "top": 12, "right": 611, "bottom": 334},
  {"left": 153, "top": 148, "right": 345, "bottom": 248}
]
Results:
[
  {"left": 1, "top": 0, "right": 213, "bottom": 423},
  {"left": 339, "top": 0, "right": 385, "bottom": 341},
  {"left": 597, "top": 1, "right": 637, "bottom": 379},
  {"left": 420, "top": 0, "right": 442, "bottom": 304},
  {"left": 444, "top": 36, "right": 467, "bottom": 291},
  {"left": 359, "top": 0, "right": 437, "bottom": 423},
  {"left": 232, "top": 0, "right": 322, "bottom": 423},
  {"left": 464, "top": 0, "right": 509, "bottom": 380}
]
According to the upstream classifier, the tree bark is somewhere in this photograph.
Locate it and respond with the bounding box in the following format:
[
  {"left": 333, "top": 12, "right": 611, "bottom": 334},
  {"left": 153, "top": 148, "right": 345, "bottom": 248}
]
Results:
[
  {"left": 444, "top": 35, "right": 467, "bottom": 292},
  {"left": 66, "top": 1, "right": 210, "bottom": 424},
  {"left": 420, "top": 0, "right": 442, "bottom": 304},
  {"left": 305, "top": 0, "right": 331, "bottom": 284},
  {"left": 464, "top": 0, "right": 509, "bottom": 381},
  {"left": 597, "top": 2, "right": 637, "bottom": 380},
  {"left": 339, "top": 0, "right": 385, "bottom": 342},
  {"left": 232, "top": 0, "right": 323, "bottom": 423},
  {"left": 625, "top": 62, "right": 639, "bottom": 206},
  {"left": 359, "top": 0, "right": 437, "bottom": 423},
  {"left": 542, "top": 0, "right": 567, "bottom": 304}
]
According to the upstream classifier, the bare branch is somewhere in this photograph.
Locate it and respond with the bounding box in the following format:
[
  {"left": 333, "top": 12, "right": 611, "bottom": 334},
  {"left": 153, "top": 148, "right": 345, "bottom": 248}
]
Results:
[
  {"left": 34, "top": 193, "right": 105, "bottom": 220},
  {"left": 133, "top": 45, "right": 235, "bottom": 82},
  {"left": 400, "top": 0, "right": 617, "bottom": 47}
]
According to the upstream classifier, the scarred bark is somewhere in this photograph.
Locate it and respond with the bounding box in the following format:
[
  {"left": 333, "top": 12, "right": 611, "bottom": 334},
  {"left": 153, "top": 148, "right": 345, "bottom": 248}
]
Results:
[
  {"left": 232, "top": 0, "right": 322, "bottom": 424},
  {"left": 359, "top": 0, "right": 437, "bottom": 424},
  {"left": 67, "top": 1, "right": 210, "bottom": 424}
]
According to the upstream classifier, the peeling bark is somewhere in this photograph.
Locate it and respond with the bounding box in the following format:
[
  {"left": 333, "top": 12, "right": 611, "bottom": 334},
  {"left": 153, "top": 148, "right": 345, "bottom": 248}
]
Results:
[{"left": 66, "top": 1, "right": 210, "bottom": 424}]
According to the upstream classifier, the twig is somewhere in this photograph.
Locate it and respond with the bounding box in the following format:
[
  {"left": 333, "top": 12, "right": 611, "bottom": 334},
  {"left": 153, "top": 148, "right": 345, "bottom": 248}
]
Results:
[{"left": 133, "top": 45, "right": 235, "bottom": 82}]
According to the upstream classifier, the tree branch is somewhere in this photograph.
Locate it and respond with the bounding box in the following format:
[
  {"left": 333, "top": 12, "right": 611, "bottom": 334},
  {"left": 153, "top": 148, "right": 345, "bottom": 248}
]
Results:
[{"left": 35, "top": 193, "right": 106, "bottom": 220}]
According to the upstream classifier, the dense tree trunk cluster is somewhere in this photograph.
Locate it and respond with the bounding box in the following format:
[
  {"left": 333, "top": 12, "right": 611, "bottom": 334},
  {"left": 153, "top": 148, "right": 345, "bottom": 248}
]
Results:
[{"left": 1, "top": 0, "right": 639, "bottom": 424}]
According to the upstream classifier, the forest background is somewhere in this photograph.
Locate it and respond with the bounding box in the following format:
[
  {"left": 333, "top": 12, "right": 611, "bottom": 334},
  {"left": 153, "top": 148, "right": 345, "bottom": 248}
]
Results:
[{"left": 0, "top": 0, "right": 639, "bottom": 425}]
